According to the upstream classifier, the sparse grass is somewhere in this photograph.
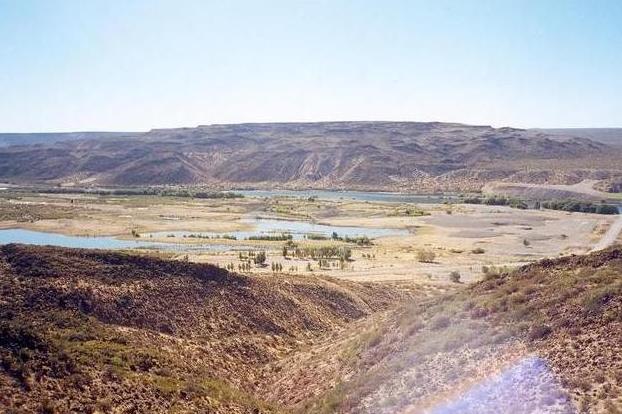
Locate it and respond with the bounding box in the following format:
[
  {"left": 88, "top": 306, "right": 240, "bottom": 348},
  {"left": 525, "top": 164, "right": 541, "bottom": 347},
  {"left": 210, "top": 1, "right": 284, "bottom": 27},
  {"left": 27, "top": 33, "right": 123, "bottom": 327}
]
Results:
[{"left": 582, "top": 284, "right": 621, "bottom": 315}]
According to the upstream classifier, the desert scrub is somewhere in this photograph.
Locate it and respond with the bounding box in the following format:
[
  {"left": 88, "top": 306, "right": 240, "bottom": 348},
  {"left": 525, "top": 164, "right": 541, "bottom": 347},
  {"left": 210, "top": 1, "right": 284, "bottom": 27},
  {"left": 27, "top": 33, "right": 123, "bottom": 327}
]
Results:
[
  {"left": 481, "top": 265, "right": 510, "bottom": 280},
  {"left": 338, "top": 325, "right": 383, "bottom": 364},
  {"left": 389, "top": 207, "right": 429, "bottom": 217},
  {"left": 430, "top": 315, "right": 451, "bottom": 330},
  {"left": 582, "top": 284, "right": 620, "bottom": 315},
  {"left": 528, "top": 323, "right": 552, "bottom": 340},
  {"left": 417, "top": 249, "right": 436, "bottom": 263},
  {"left": 449, "top": 271, "right": 461, "bottom": 283}
]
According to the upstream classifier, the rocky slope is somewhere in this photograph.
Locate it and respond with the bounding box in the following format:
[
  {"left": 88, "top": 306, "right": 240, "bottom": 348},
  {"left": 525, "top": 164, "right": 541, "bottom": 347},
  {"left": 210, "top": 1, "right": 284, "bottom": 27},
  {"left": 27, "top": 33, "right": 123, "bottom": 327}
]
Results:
[
  {"left": 0, "top": 244, "right": 404, "bottom": 413},
  {"left": 0, "top": 122, "right": 619, "bottom": 191}
]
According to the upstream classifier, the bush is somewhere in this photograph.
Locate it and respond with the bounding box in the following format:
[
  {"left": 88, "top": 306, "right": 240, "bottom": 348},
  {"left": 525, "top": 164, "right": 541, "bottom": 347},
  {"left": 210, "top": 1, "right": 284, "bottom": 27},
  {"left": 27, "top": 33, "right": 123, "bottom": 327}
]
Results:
[
  {"left": 541, "top": 199, "right": 618, "bottom": 215},
  {"left": 305, "top": 233, "right": 328, "bottom": 240},
  {"left": 528, "top": 324, "right": 552, "bottom": 340},
  {"left": 431, "top": 315, "right": 451, "bottom": 330},
  {"left": 248, "top": 234, "right": 292, "bottom": 241},
  {"left": 463, "top": 196, "right": 527, "bottom": 209},
  {"left": 449, "top": 271, "right": 461, "bottom": 283},
  {"left": 583, "top": 286, "right": 617, "bottom": 315},
  {"left": 253, "top": 251, "right": 266, "bottom": 265},
  {"left": 290, "top": 245, "right": 352, "bottom": 261},
  {"left": 417, "top": 250, "right": 436, "bottom": 263},
  {"left": 471, "top": 247, "right": 486, "bottom": 254}
]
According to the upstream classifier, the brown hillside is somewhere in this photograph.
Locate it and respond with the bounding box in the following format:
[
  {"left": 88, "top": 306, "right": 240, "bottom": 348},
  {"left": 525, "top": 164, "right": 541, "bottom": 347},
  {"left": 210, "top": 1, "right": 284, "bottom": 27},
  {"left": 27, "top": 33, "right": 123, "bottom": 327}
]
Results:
[{"left": 0, "top": 244, "right": 404, "bottom": 413}]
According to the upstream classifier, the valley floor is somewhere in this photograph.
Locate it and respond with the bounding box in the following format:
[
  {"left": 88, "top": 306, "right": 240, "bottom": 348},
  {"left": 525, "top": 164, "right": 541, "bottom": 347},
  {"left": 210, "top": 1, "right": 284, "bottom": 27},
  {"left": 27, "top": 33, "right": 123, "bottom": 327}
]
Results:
[{"left": 0, "top": 190, "right": 616, "bottom": 285}]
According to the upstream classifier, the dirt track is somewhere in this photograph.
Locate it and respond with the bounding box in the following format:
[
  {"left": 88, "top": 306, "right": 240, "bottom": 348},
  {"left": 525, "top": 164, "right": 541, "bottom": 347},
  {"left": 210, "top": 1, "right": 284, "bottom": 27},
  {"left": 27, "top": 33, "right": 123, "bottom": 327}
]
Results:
[{"left": 592, "top": 206, "right": 622, "bottom": 251}]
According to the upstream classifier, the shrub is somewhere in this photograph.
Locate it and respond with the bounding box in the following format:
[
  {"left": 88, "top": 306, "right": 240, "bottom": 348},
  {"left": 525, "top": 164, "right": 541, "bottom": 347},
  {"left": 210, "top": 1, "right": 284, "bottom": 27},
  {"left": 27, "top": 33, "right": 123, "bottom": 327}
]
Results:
[
  {"left": 582, "top": 286, "right": 617, "bottom": 315},
  {"left": 430, "top": 315, "right": 451, "bottom": 330},
  {"left": 253, "top": 251, "right": 266, "bottom": 265},
  {"left": 541, "top": 199, "right": 618, "bottom": 215},
  {"left": 449, "top": 271, "right": 461, "bottom": 283},
  {"left": 471, "top": 247, "right": 486, "bottom": 254},
  {"left": 528, "top": 324, "right": 552, "bottom": 340},
  {"left": 417, "top": 250, "right": 436, "bottom": 263},
  {"left": 248, "top": 233, "right": 292, "bottom": 241},
  {"left": 464, "top": 196, "right": 527, "bottom": 209},
  {"left": 291, "top": 245, "right": 352, "bottom": 261},
  {"left": 305, "top": 233, "right": 328, "bottom": 240}
]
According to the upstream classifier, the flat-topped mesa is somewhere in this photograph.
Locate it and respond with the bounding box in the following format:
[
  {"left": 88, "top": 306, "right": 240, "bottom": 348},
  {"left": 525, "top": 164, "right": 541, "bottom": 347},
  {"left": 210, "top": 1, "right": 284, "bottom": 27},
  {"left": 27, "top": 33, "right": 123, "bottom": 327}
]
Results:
[{"left": 0, "top": 121, "right": 618, "bottom": 191}]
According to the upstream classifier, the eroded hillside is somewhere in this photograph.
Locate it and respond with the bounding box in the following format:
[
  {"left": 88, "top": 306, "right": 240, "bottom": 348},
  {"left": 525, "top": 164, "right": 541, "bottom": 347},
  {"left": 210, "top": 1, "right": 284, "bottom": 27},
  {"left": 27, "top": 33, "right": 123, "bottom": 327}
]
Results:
[{"left": 0, "top": 122, "right": 620, "bottom": 191}]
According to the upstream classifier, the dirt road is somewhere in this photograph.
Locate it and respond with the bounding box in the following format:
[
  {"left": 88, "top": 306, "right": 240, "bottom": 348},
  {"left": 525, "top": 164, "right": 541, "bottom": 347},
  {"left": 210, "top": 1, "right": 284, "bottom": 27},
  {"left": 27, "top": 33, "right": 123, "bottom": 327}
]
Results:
[{"left": 593, "top": 206, "right": 622, "bottom": 251}]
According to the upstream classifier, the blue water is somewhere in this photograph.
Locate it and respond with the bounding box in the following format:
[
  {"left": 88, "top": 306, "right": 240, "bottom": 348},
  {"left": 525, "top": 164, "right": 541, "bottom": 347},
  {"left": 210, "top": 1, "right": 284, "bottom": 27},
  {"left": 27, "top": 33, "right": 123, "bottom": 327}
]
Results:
[
  {"left": 0, "top": 228, "right": 249, "bottom": 252},
  {"left": 231, "top": 189, "right": 456, "bottom": 204},
  {"left": 147, "top": 217, "right": 409, "bottom": 241}
]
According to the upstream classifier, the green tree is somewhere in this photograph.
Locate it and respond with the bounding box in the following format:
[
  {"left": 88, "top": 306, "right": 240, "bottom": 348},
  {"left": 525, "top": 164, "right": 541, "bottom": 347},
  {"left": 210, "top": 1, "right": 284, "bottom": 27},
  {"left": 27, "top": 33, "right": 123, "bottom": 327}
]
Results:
[{"left": 254, "top": 251, "right": 267, "bottom": 265}]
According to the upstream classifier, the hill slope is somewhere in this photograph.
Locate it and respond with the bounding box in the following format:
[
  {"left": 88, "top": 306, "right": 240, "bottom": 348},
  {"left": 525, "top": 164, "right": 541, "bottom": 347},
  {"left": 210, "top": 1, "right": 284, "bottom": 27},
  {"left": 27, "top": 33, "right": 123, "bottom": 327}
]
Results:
[
  {"left": 2, "top": 244, "right": 621, "bottom": 413},
  {"left": 0, "top": 122, "right": 619, "bottom": 191},
  {"left": 261, "top": 248, "right": 622, "bottom": 413},
  {"left": 0, "top": 244, "right": 403, "bottom": 413}
]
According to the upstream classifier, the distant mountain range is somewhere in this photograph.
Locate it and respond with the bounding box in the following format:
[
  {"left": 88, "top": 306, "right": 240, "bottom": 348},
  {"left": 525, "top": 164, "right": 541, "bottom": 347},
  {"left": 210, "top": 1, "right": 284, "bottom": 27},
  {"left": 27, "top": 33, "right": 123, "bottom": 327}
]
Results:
[
  {"left": 533, "top": 128, "right": 622, "bottom": 147},
  {"left": 0, "top": 132, "right": 140, "bottom": 148},
  {"left": 0, "top": 122, "right": 620, "bottom": 191}
]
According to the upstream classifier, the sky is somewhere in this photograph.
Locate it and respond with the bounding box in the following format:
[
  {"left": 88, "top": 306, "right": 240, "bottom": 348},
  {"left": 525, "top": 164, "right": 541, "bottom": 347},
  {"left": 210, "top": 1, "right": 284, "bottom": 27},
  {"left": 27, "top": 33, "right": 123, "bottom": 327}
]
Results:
[{"left": 0, "top": 0, "right": 621, "bottom": 132}]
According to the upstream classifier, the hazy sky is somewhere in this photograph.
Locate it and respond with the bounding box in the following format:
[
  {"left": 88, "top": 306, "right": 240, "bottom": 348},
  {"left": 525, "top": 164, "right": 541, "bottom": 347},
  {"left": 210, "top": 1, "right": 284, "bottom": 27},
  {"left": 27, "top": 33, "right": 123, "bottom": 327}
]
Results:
[{"left": 1, "top": 0, "right": 621, "bottom": 132}]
